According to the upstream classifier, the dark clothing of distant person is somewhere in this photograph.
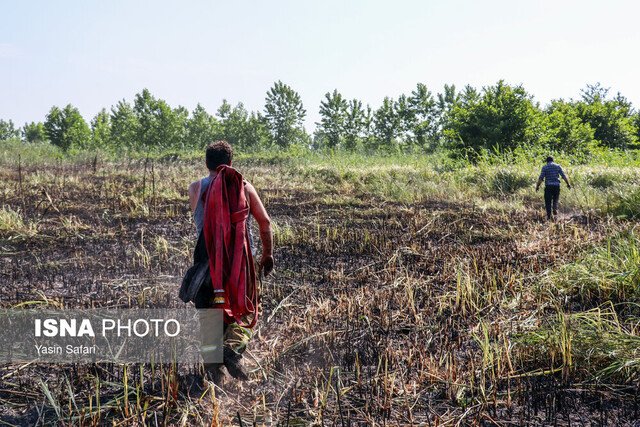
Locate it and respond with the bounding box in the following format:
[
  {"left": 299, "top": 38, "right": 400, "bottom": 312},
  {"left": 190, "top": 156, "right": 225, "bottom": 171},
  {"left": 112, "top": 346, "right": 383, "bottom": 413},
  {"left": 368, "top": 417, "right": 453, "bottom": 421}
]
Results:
[{"left": 543, "top": 186, "right": 561, "bottom": 220}]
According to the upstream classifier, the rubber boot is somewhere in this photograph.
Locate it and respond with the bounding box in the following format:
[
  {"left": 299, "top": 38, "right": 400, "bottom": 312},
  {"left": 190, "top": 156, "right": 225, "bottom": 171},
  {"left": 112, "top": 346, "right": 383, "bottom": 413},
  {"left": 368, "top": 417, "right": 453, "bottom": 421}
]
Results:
[
  {"left": 204, "top": 363, "right": 226, "bottom": 385},
  {"left": 223, "top": 347, "right": 249, "bottom": 381}
]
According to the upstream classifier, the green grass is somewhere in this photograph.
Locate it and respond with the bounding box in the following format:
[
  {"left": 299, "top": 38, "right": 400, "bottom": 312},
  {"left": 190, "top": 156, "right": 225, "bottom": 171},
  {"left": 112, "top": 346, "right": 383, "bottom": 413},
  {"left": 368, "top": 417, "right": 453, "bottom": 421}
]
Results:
[
  {"left": 515, "top": 228, "right": 640, "bottom": 382},
  {"left": 607, "top": 188, "right": 640, "bottom": 219},
  {"left": 554, "top": 228, "right": 640, "bottom": 303},
  {"left": 516, "top": 303, "right": 640, "bottom": 382},
  {"left": 2, "top": 141, "right": 639, "bottom": 219},
  {"left": 0, "top": 205, "right": 38, "bottom": 237},
  {"left": 0, "top": 205, "right": 25, "bottom": 230}
]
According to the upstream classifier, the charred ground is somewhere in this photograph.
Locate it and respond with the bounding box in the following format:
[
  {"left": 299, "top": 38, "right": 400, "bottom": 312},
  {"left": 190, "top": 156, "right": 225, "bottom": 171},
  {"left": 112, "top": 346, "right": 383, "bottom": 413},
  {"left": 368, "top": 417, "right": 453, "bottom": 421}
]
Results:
[{"left": 1, "top": 153, "right": 639, "bottom": 425}]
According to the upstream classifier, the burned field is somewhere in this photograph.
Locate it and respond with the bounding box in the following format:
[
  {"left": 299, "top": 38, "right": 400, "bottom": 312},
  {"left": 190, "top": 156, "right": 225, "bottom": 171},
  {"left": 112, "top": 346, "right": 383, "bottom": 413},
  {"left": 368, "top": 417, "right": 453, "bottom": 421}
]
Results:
[{"left": 1, "top": 155, "right": 639, "bottom": 425}]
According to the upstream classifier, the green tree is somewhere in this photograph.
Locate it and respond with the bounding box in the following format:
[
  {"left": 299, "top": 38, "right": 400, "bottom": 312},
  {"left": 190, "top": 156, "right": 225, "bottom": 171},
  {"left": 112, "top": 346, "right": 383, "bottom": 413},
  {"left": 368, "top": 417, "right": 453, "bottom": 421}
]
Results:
[
  {"left": 633, "top": 111, "right": 640, "bottom": 148},
  {"left": 213, "top": 100, "right": 269, "bottom": 148},
  {"left": 22, "top": 122, "right": 46, "bottom": 143},
  {"left": 436, "top": 84, "right": 461, "bottom": 126},
  {"left": 90, "top": 109, "right": 111, "bottom": 148},
  {"left": 216, "top": 99, "right": 232, "bottom": 120},
  {"left": 373, "top": 97, "right": 400, "bottom": 149},
  {"left": 217, "top": 100, "right": 250, "bottom": 148},
  {"left": 580, "top": 83, "right": 609, "bottom": 104},
  {"left": 544, "top": 100, "right": 595, "bottom": 154},
  {"left": 243, "top": 112, "right": 270, "bottom": 148},
  {"left": 575, "top": 84, "right": 637, "bottom": 149},
  {"left": 317, "top": 89, "right": 348, "bottom": 148},
  {"left": 133, "top": 88, "right": 162, "bottom": 148},
  {"left": 186, "top": 104, "right": 219, "bottom": 148},
  {"left": 0, "top": 119, "right": 20, "bottom": 141},
  {"left": 437, "top": 84, "right": 461, "bottom": 114},
  {"left": 445, "top": 81, "right": 541, "bottom": 156},
  {"left": 395, "top": 94, "right": 415, "bottom": 146},
  {"left": 44, "top": 104, "right": 90, "bottom": 150},
  {"left": 459, "top": 85, "right": 480, "bottom": 108},
  {"left": 363, "top": 104, "right": 374, "bottom": 148},
  {"left": 44, "top": 106, "right": 64, "bottom": 147},
  {"left": 344, "top": 99, "right": 366, "bottom": 151},
  {"left": 409, "top": 83, "right": 438, "bottom": 147},
  {"left": 110, "top": 100, "right": 138, "bottom": 148},
  {"left": 264, "top": 81, "right": 307, "bottom": 147},
  {"left": 133, "top": 89, "right": 186, "bottom": 149},
  {"left": 160, "top": 104, "right": 188, "bottom": 149}
]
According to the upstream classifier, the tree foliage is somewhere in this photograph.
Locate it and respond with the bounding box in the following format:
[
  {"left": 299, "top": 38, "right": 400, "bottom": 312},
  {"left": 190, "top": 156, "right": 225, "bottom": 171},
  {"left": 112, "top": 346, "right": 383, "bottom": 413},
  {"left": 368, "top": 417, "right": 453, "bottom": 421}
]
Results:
[
  {"left": 633, "top": 111, "right": 640, "bottom": 148},
  {"left": 445, "top": 80, "right": 541, "bottom": 156},
  {"left": 373, "top": 97, "right": 400, "bottom": 149},
  {"left": 317, "top": 89, "right": 348, "bottom": 148},
  {"left": 186, "top": 104, "right": 219, "bottom": 148},
  {"left": 544, "top": 100, "right": 595, "bottom": 154},
  {"left": 90, "top": 109, "right": 111, "bottom": 148},
  {"left": 133, "top": 89, "right": 187, "bottom": 150},
  {"left": 215, "top": 100, "right": 270, "bottom": 149},
  {"left": 409, "top": 83, "right": 438, "bottom": 147},
  {"left": 264, "top": 81, "right": 307, "bottom": 147},
  {"left": 344, "top": 99, "right": 367, "bottom": 151},
  {"left": 218, "top": 100, "right": 248, "bottom": 148},
  {"left": 395, "top": 94, "right": 414, "bottom": 147},
  {"left": 0, "top": 119, "right": 20, "bottom": 141},
  {"left": 22, "top": 122, "right": 46, "bottom": 143},
  {"left": 437, "top": 84, "right": 461, "bottom": 117},
  {"left": 575, "top": 83, "right": 637, "bottom": 149},
  {"left": 242, "top": 112, "right": 271, "bottom": 149},
  {"left": 43, "top": 105, "right": 90, "bottom": 150},
  {"left": 110, "top": 100, "right": 138, "bottom": 149},
  {"left": 5, "top": 80, "right": 638, "bottom": 157}
]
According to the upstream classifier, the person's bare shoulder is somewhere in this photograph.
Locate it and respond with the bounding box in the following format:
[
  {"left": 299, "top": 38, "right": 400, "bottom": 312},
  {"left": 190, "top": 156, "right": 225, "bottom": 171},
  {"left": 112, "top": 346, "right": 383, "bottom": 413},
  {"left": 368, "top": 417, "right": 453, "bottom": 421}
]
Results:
[
  {"left": 243, "top": 179, "right": 256, "bottom": 194},
  {"left": 188, "top": 180, "right": 201, "bottom": 199},
  {"left": 242, "top": 179, "right": 254, "bottom": 204},
  {"left": 244, "top": 180, "right": 270, "bottom": 221}
]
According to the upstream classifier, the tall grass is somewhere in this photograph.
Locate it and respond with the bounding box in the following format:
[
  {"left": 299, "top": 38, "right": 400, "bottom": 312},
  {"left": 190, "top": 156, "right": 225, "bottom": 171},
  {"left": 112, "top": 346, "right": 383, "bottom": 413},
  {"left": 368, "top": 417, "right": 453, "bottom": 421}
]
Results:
[
  {"left": 1, "top": 140, "right": 638, "bottom": 217},
  {"left": 516, "top": 228, "right": 640, "bottom": 382},
  {"left": 606, "top": 188, "right": 640, "bottom": 219},
  {"left": 0, "top": 138, "right": 97, "bottom": 167},
  {"left": 554, "top": 227, "right": 640, "bottom": 303},
  {"left": 516, "top": 303, "right": 640, "bottom": 382}
]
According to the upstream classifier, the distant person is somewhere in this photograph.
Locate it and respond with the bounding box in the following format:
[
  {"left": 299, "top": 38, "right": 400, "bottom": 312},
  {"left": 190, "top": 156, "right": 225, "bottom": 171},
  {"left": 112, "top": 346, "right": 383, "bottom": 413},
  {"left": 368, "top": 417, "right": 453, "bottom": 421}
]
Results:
[
  {"left": 187, "top": 141, "right": 273, "bottom": 382},
  {"left": 536, "top": 155, "right": 571, "bottom": 220}
]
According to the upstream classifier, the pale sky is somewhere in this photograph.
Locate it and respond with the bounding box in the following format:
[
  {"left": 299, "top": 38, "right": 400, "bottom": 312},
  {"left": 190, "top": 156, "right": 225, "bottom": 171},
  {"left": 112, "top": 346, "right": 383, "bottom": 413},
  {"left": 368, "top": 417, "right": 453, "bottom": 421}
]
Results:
[{"left": 1, "top": 0, "right": 639, "bottom": 133}]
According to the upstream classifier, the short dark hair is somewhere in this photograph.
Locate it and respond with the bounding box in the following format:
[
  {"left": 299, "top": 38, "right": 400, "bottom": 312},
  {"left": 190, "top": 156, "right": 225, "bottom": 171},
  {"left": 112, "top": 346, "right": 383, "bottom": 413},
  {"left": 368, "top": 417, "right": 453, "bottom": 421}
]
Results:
[
  {"left": 206, "top": 141, "right": 233, "bottom": 170},
  {"left": 546, "top": 155, "right": 554, "bottom": 163}
]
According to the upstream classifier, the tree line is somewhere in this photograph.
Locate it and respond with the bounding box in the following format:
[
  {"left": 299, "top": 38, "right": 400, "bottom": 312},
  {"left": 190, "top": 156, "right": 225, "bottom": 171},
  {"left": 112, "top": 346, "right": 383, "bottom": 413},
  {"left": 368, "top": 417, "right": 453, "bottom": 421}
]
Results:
[{"left": 1, "top": 81, "right": 639, "bottom": 157}]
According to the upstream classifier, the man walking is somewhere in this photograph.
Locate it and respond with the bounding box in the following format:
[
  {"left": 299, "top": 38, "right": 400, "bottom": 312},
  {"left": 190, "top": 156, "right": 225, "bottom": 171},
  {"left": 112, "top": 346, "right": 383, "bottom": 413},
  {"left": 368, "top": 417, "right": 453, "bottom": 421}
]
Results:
[
  {"left": 536, "top": 155, "right": 571, "bottom": 220},
  {"left": 188, "top": 141, "right": 273, "bottom": 381}
]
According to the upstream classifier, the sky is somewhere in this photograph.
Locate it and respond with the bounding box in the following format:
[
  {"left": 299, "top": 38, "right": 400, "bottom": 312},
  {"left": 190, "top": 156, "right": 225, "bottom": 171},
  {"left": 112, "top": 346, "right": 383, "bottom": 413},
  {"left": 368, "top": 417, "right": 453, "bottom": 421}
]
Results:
[{"left": 1, "top": 0, "right": 639, "bottom": 133}]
